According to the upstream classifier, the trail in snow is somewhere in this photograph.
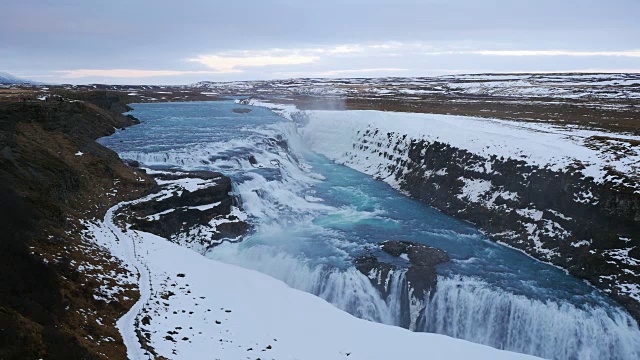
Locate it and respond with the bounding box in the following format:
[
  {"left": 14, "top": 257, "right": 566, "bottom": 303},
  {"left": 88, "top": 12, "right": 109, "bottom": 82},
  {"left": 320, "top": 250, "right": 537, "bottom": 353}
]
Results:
[{"left": 104, "top": 204, "right": 152, "bottom": 360}]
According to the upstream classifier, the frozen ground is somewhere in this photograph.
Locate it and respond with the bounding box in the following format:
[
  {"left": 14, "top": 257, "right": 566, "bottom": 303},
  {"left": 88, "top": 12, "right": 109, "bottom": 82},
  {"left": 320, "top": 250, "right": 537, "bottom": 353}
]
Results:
[{"left": 192, "top": 73, "right": 640, "bottom": 101}]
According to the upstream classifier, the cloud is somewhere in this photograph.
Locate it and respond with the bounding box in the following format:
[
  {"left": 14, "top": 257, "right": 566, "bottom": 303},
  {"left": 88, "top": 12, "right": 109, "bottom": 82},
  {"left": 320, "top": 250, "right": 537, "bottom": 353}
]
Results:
[
  {"left": 188, "top": 54, "right": 319, "bottom": 73},
  {"left": 474, "top": 50, "right": 640, "bottom": 57},
  {"left": 186, "top": 44, "right": 385, "bottom": 73},
  {"left": 27, "top": 42, "right": 640, "bottom": 84},
  {"left": 55, "top": 69, "right": 226, "bottom": 79},
  {"left": 315, "top": 45, "right": 365, "bottom": 54},
  {"left": 427, "top": 50, "right": 640, "bottom": 57}
]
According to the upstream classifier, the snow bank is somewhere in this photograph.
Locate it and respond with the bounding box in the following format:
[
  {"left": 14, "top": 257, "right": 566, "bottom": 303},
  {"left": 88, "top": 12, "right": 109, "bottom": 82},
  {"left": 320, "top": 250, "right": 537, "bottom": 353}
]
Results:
[
  {"left": 91, "top": 204, "right": 538, "bottom": 359},
  {"left": 298, "top": 110, "right": 639, "bottom": 190},
  {"left": 236, "top": 98, "right": 298, "bottom": 120}
]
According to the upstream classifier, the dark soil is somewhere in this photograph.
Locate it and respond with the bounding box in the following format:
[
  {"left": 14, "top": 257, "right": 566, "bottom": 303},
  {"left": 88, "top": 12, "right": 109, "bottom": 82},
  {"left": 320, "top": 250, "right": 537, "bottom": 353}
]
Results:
[{"left": 0, "top": 92, "right": 156, "bottom": 359}]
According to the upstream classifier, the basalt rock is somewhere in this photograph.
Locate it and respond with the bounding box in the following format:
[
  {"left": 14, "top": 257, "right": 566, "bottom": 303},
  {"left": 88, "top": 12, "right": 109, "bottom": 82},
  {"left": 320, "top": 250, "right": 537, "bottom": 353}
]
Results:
[
  {"left": 123, "top": 159, "right": 140, "bottom": 168},
  {"left": 129, "top": 171, "right": 231, "bottom": 217},
  {"left": 353, "top": 255, "right": 396, "bottom": 296},
  {"left": 127, "top": 170, "right": 249, "bottom": 251},
  {"left": 381, "top": 241, "right": 449, "bottom": 298},
  {"left": 354, "top": 240, "right": 449, "bottom": 330},
  {"left": 381, "top": 240, "right": 449, "bottom": 264}
]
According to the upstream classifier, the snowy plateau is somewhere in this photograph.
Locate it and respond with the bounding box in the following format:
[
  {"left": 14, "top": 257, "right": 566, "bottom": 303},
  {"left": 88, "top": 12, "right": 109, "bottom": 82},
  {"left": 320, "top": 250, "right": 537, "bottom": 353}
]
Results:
[{"left": 191, "top": 73, "right": 640, "bottom": 100}]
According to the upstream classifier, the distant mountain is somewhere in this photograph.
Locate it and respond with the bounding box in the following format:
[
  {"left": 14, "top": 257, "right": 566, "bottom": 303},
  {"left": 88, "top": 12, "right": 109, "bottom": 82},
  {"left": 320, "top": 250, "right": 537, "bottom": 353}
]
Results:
[{"left": 0, "top": 72, "right": 40, "bottom": 85}]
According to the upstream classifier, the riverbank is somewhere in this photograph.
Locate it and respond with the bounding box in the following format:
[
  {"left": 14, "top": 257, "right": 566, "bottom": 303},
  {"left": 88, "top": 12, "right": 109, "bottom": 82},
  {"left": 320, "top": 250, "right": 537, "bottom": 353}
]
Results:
[
  {"left": 2, "top": 83, "right": 637, "bottom": 358},
  {"left": 0, "top": 91, "right": 538, "bottom": 360},
  {"left": 100, "top": 99, "right": 640, "bottom": 359}
]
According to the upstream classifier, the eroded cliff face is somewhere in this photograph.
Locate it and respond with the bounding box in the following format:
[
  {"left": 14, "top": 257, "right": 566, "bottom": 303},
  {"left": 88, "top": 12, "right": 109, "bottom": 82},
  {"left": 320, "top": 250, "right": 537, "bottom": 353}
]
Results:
[
  {"left": 344, "top": 128, "right": 640, "bottom": 320},
  {"left": 237, "top": 99, "right": 640, "bottom": 321},
  {"left": 0, "top": 94, "right": 156, "bottom": 359}
]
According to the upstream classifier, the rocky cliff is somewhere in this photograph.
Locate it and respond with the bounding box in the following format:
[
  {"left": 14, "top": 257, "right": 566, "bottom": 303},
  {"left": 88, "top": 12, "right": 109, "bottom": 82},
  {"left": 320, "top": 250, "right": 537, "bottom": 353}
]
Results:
[
  {"left": 355, "top": 241, "right": 449, "bottom": 330},
  {"left": 0, "top": 92, "right": 156, "bottom": 359},
  {"left": 123, "top": 169, "right": 249, "bottom": 254},
  {"left": 233, "top": 102, "right": 640, "bottom": 323},
  {"left": 399, "top": 139, "right": 640, "bottom": 319}
]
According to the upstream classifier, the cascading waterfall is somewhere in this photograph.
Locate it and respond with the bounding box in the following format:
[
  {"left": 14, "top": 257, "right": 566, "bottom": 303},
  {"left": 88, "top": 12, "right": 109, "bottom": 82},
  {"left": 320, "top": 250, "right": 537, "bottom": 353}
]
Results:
[
  {"left": 421, "top": 276, "right": 640, "bottom": 360},
  {"left": 118, "top": 135, "right": 278, "bottom": 171},
  {"left": 209, "top": 240, "right": 640, "bottom": 360},
  {"left": 207, "top": 243, "right": 404, "bottom": 326},
  {"left": 100, "top": 101, "right": 640, "bottom": 360}
]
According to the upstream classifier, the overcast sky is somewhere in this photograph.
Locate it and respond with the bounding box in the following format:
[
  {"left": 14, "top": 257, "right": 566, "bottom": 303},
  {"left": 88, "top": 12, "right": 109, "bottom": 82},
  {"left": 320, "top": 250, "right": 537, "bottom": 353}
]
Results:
[{"left": 1, "top": 0, "right": 639, "bottom": 85}]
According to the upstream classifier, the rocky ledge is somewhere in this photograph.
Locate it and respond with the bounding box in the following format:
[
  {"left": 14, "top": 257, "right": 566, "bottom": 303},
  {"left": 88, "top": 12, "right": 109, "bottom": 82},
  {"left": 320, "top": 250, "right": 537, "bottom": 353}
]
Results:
[
  {"left": 399, "top": 140, "right": 640, "bottom": 321},
  {"left": 355, "top": 240, "right": 449, "bottom": 330},
  {"left": 121, "top": 168, "right": 249, "bottom": 254}
]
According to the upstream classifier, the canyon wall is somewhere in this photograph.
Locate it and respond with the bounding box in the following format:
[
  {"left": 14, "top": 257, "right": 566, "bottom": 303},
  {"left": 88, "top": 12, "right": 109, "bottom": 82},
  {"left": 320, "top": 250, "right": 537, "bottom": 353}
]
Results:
[{"left": 298, "top": 109, "right": 640, "bottom": 321}]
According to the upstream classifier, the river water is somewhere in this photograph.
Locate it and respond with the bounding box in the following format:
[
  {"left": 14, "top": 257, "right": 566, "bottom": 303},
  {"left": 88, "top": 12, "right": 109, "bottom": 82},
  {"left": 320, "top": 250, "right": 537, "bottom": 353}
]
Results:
[{"left": 99, "top": 100, "right": 640, "bottom": 360}]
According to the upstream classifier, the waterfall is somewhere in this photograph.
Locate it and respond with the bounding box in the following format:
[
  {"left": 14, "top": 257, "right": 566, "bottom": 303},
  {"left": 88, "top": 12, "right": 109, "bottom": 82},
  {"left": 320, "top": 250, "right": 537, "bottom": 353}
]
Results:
[
  {"left": 207, "top": 244, "right": 404, "bottom": 326},
  {"left": 421, "top": 276, "right": 640, "bottom": 360},
  {"left": 208, "top": 241, "right": 640, "bottom": 360}
]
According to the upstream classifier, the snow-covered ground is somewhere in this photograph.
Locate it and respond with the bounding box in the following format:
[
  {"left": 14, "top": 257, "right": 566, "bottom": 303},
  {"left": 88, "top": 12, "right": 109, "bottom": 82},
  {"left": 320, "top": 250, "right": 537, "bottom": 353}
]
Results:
[
  {"left": 192, "top": 73, "right": 640, "bottom": 101},
  {"left": 85, "top": 202, "right": 539, "bottom": 359}
]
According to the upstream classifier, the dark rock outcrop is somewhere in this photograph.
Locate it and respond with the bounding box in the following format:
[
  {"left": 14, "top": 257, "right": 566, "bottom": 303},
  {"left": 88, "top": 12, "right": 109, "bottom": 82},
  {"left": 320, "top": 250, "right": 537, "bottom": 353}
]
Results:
[
  {"left": 232, "top": 108, "right": 252, "bottom": 114},
  {"left": 354, "top": 240, "right": 449, "bottom": 329},
  {"left": 382, "top": 241, "right": 449, "bottom": 298},
  {"left": 126, "top": 170, "right": 249, "bottom": 250},
  {"left": 353, "top": 255, "right": 397, "bottom": 296},
  {"left": 0, "top": 94, "right": 155, "bottom": 359},
  {"left": 123, "top": 159, "right": 140, "bottom": 168}
]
